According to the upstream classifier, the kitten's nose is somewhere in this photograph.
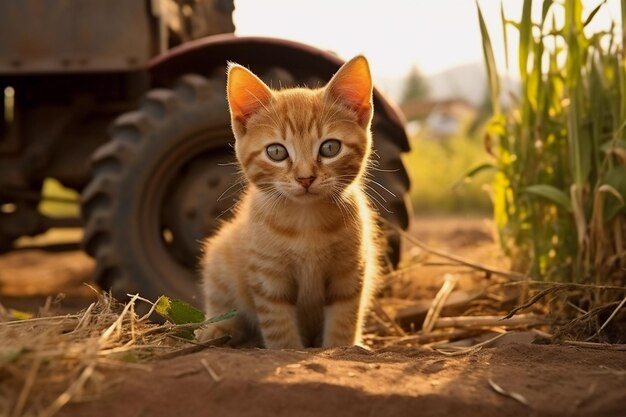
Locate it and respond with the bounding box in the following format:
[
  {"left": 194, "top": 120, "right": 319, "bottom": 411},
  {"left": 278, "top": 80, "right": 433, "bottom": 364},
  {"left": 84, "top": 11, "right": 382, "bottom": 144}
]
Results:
[{"left": 296, "top": 176, "right": 316, "bottom": 189}]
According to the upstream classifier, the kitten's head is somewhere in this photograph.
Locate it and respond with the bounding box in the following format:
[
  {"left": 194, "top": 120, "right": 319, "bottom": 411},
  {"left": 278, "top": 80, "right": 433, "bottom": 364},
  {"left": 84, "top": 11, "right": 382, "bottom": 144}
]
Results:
[{"left": 226, "top": 56, "right": 373, "bottom": 204}]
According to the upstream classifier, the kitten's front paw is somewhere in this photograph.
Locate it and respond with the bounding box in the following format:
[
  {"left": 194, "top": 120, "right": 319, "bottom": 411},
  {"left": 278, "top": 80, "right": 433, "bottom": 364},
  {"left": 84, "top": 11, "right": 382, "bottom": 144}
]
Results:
[{"left": 194, "top": 324, "right": 229, "bottom": 343}]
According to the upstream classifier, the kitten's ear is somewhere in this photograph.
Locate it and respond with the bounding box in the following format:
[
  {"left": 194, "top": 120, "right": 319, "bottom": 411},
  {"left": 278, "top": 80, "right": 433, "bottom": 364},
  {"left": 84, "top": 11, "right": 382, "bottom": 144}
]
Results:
[
  {"left": 227, "top": 63, "right": 272, "bottom": 136},
  {"left": 325, "top": 56, "right": 373, "bottom": 128}
]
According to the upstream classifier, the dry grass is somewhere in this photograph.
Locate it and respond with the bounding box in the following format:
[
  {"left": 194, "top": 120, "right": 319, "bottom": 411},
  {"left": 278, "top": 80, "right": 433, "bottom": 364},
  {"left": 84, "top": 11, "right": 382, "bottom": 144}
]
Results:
[
  {"left": 0, "top": 290, "right": 222, "bottom": 417},
  {"left": 367, "top": 223, "right": 626, "bottom": 350}
]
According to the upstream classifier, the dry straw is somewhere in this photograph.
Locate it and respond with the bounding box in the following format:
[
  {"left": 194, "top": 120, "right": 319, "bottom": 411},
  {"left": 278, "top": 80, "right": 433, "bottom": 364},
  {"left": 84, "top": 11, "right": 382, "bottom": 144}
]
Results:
[
  {"left": 373, "top": 221, "right": 626, "bottom": 347},
  {"left": 0, "top": 290, "right": 221, "bottom": 417}
]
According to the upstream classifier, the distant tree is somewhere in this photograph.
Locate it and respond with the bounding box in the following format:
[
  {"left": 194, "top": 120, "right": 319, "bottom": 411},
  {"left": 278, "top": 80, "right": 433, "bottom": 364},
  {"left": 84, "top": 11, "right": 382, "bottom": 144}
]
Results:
[{"left": 401, "top": 65, "right": 430, "bottom": 105}]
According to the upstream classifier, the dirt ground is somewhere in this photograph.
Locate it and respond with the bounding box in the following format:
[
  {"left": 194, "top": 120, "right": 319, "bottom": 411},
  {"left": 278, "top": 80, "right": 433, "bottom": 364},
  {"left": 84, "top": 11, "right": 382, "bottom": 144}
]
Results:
[
  {"left": 59, "top": 344, "right": 626, "bottom": 417},
  {"left": 1, "top": 217, "right": 625, "bottom": 417}
]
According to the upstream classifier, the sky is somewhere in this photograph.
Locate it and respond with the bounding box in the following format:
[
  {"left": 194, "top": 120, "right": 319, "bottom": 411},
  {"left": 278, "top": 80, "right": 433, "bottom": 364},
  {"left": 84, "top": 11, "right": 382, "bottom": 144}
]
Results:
[{"left": 233, "top": 0, "right": 622, "bottom": 83}]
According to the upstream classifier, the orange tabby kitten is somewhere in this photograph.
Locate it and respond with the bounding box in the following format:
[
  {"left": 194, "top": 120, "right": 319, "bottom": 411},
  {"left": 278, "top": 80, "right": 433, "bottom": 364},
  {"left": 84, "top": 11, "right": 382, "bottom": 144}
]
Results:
[{"left": 198, "top": 56, "right": 381, "bottom": 348}]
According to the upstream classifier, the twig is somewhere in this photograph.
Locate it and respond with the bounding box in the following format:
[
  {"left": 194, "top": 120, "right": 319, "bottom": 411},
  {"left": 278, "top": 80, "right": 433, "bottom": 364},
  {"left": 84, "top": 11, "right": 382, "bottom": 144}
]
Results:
[
  {"left": 563, "top": 340, "right": 626, "bottom": 351},
  {"left": 129, "top": 293, "right": 160, "bottom": 322},
  {"left": 370, "top": 299, "right": 406, "bottom": 336},
  {"left": 501, "top": 281, "right": 626, "bottom": 291},
  {"left": 143, "top": 309, "right": 238, "bottom": 336},
  {"left": 503, "top": 285, "right": 566, "bottom": 319},
  {"left": 504, "top": 283, "right": 626, "bottom": 320},
  {"left": 423, "top": 274, "right": 458, "bottom": 333},
  {"left": 0, "top": 315, "right": 80, "bottom": 327},
  {"left": 381, "top": 328, "right": 477, "bottom": 347},
  {"left": 370, "top": 313, "right": 395, "bottom": 337},
  {"left": 72, "top": 302, "right": 96, "bottom": 332},
  {"left": 585, "top": 295, "right": 626, "bottom": 341},
  {"left": 157, "top": 335, "right": 231, "bottom": 360},
  {"left": 201, "top": 358, "right": 222, "bottom": 382},
  {"left": 381, "top": 218, "right": 526, "bottom": 280},
  {"left": 434, "top": 332, "right": 508, "bottom": 356},
  {"left": 39, "top": 362, "right": 96, "bottom": 417},
  {"left": 488, "top": 378, "right": 530, "bottom": 407},
  {"left": 434, "top": 314, "right": 547, "bottom": 329},
  {"left": 11, "top": 357, "right": 41, "bottom": 417},
  {"left": 99, "top": 294, "right": 140, "bottom": 344}
]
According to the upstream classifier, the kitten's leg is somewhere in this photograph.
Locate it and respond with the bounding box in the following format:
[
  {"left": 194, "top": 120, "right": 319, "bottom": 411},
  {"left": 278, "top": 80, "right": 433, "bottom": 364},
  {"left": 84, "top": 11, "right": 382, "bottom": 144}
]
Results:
[
  {"left": 251, "top": 279, "right": 303, "bottom": 349},
  {"left": 322, "top": 272, "right": 363, "bottom": 347},
  {"left": 196, "top": 271, "right": 246, "bottom": 344}
]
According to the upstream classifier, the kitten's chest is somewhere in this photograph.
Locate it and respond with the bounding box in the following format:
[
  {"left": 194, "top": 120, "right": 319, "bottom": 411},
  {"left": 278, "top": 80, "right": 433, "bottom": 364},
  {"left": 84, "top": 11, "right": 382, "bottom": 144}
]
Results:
[
  {"left": 254, "top": 206, "right": 352, "bottom": 248},
  {"left": 249, "top": 197, "right": 362, "bottom": 276}
]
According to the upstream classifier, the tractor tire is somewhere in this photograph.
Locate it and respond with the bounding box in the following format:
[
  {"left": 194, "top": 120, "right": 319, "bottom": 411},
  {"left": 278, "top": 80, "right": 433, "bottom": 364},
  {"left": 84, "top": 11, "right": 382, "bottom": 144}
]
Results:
[
  {"left": 0, "top": 234, "right": 14, "bottom": 253},
  {"left": 82, "top": 70, "right": 410, "bottom": 306}
]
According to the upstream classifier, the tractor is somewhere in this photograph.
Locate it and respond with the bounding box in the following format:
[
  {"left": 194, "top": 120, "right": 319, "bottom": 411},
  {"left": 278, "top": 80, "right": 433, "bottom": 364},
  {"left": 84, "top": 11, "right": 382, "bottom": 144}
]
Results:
[{"left": 0, "top": 0, "right": 411, "bottom": 306}]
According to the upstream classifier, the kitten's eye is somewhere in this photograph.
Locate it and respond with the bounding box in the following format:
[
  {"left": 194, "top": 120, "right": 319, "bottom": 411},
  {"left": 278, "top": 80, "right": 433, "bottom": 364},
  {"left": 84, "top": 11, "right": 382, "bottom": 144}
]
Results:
[
  {"left": 319, "top": 139, "right": 341, "bottom": 158},
  {"left": 266, "top": 144, "right": 289, "bottom": 161}
]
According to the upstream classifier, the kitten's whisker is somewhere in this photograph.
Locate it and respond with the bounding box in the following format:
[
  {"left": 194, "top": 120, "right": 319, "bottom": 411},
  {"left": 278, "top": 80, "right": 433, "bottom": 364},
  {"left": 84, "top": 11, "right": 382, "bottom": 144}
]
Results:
[
  {"left": 217, "top": 180, "right": 245, "bottom": 202},
  {"left": 330, "top": 193, "right": 349, "bottom": 228},
  {"left": 218, "top": 187, "right": 246, "bottom": 203},
  {"left": 364, "top": 190, "right": 393, "bottom": 214},
  {"left": 331, "top": 195, "right": 348, "bottom": 227},
  {"left": 365, "top": 160, "right": 400, "bottom": 173},
  {"left": 367, "top": 198, "right": 392, "bottom": 214},
  {"left": 332, "top": 188, "right": 359, "bottom": 226},
  {"left": 215, "top": 200, "right": 239, "bottom": 220},
  {"left": 266, "top": 192, "right": 286, "bottom": 223},
  {"left": 363, "top": 183, "right": 388, "bottom": 203},
  {"left": 256, "top": 187, "right": 284, "bottom": 221},
  {"left": 367, "top": 179, "right": 397, "bottom": 198}
]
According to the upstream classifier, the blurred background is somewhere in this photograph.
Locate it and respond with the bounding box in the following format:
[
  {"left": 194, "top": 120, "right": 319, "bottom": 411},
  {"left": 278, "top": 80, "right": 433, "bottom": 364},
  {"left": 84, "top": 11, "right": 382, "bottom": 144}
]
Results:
[
  {"left": 8, "top": 0, "right": 622, "bottom": 218},
  {"left": 235, "top": 0, "right": 621, "bottom": 214}
]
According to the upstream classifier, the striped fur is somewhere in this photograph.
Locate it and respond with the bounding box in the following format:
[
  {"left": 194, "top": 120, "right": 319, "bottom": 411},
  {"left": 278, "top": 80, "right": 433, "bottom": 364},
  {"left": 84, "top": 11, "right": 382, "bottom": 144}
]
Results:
[{"left": 197, "top": 56, "right": 382, "bottom": 348}]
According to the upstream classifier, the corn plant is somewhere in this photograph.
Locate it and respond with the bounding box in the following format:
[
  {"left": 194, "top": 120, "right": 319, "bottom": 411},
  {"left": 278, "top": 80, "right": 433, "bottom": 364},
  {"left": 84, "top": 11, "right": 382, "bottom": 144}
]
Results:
[{"left": 477, "top": 0, "right": 626, "bottom": 284}]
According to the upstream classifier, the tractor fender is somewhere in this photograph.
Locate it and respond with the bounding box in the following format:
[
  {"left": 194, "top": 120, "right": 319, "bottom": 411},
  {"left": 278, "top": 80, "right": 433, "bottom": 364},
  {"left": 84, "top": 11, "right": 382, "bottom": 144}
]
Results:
[{"left": 149, "top": 35, "right": 409, "bottom": 151}]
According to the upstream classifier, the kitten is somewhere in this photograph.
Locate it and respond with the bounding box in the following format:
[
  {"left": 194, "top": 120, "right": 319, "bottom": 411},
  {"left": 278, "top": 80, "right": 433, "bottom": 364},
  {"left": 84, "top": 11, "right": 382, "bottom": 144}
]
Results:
[{"left": 197, "top": 56, "right": 382, "bottom": 348}]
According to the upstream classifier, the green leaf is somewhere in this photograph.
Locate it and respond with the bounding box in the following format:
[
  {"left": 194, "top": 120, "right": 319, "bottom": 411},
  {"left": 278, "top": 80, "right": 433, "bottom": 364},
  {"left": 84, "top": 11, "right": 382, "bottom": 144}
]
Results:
[
  {"left": 476, "top": 1, "right": 501, "bottom": 115},
  {"left": 583, "top": 0, "right": 607, "bottom": 27},
  {"left": 600, "top": 125, "right": 626, "bottom": 161},
  {"left": 524, "top": 185, "right": 573, "bottom": 212},
  {"left": 519, "top": 0, "right": 533, "bottom": 82},
  {"left": 541, "top": 0, "right": 554, "bottom": 24},
  {"left": 501, "top": 3, "right": 510, "bottom": 72},
  {"left": 155, "top": 296, "right": 205, "bottom": 325},
  {"left": 156, "top": 296, "right": 237, "bottom": 340},
  {"left": 464, "top": 162, "right": 497, "bottom": 178},
  {"left": 204, "top": 309, "right": 237, "bottom": 325},
  {"left": 602, "top": 167, "right": 626, "bottom": 222},
  {"left": 452, "top": 162, "right": 496, "bottom": 188}
]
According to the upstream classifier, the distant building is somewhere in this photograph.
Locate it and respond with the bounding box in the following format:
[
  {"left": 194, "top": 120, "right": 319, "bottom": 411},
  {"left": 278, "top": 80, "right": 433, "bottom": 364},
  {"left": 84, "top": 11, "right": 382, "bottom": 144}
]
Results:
[{"left": 401, "top": 98, "right": 477, "bottom": 138}]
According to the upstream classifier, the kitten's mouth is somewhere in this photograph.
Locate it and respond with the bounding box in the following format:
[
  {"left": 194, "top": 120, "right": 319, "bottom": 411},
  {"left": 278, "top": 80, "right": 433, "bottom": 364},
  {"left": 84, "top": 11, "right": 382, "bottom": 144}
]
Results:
[
  {"left": 291, "top": 189, "right": 321, "bottom": 201},
  {"left": 296, "top": 190, "right": 318, "bottom": 197}
]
